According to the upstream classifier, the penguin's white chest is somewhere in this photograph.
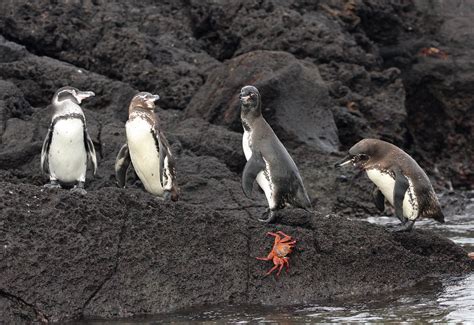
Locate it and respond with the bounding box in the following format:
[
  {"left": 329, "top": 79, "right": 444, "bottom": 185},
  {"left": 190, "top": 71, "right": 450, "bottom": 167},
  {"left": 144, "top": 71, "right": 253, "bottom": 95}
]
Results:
[
  {"left": 126, "top": 118, "right": 164, "bottom": 196},
  {"left": 366, "top": 169, "right": 419, "bottom": 220},
  {"left": 49, "top": 118, "right": 87, "bottom": 183},
  {"left": 242, "top": 131, "right": 275, "bottom": 208}
]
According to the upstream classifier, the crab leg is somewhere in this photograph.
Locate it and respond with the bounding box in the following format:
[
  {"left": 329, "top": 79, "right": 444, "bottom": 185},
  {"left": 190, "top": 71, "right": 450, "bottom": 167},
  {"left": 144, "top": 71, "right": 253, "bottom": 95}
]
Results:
[
  {"left": 267, "top": 232, "right": 279, "bottom": 237},
  {"left": 280, "top": 239, "right": 296, "bottom": 246},
  {"left": 265, "top": 264, "right": 279, "bottom": 276},
  {"left": 283, "top": 257, "right": 290, "bottom": 271},
  {"left": 256, "top": 253, "right": 273, "bottom": 261},
  {"left": 276, "top": 231, "right": 293, "bottom": 242},
  {"left": 266, "top": 232, "right": 282, "bottom": 245},
  {"left": 276, "top": 261, "right": 285, "bottom": 276},
  {"left": 256, "top": 248, "right": 275, "bottom": 261}
]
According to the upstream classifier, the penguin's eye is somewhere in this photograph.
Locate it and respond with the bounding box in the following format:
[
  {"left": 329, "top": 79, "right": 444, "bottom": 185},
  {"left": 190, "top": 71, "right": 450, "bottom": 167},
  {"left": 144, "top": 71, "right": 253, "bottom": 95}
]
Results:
[{"left": 355, "top": 154, "right": 369, "bottom": 163}]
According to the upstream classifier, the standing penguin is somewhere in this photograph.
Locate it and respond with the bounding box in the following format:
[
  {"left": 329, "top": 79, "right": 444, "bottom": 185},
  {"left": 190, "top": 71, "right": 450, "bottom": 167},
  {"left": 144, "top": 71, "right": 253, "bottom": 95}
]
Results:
[
  {"left": 41, "top": 86, "right": 97, "bottom": 195},
  {"left": 240, "top": 85, "right": 312, "bottom": 223},
  {"left": 335, "top": 138, "right": 444, "bottom": 232},
  {"left": 115, "top": 92, "right": 179, "bottom": 201}
]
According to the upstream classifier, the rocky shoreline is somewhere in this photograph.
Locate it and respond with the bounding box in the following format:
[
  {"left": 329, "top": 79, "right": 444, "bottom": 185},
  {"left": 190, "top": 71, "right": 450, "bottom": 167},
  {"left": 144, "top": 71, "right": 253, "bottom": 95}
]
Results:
[
  {"left": 1, "top": 0, "right": 473, "bottom": 322},
  {"left": 1, "top": 182, "right": 472, "bottom": 323}
]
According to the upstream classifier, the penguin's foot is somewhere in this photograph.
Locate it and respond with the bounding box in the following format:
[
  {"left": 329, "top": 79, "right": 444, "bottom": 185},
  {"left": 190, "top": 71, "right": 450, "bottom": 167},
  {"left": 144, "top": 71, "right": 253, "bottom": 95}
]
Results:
[
  {"left": 44, "top": 180, "right": 61, "bottom": 189},
  {"left": 70, "top": 182, "right": 87, "bottom": 195},
  {"left": 163, "top": 191, "right": 172, "bottom": 201},
  {"left": 258, "top": 209, "right": 277, "bottom": 223},
  {"left": 70, "top": 187, "right": 87, "bottom": 195},
  {"left": 154, "top": 192, "right": 171, "bottom": 202},
  {"left": 394, "top": 212, "right": 407, "bottom": 224},
  {"left": 389, "top": 220, "right": 414, "bottom": 233}
]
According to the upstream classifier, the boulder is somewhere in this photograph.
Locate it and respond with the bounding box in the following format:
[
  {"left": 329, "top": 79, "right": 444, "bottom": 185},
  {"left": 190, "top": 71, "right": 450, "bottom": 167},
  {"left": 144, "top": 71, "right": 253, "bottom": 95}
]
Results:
[{"left": 186, "top": 51, "right": 339, "bottom": 152}]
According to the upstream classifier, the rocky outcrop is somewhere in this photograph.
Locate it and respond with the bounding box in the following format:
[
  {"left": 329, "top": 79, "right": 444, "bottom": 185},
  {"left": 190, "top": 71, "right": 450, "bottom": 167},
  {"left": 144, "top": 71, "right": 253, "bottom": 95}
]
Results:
[
  {"left": 364, "top": 0, "right": 474, "bottom": 188},
  {"left": 0, "top": 0, "right": 473, "bottom": 322},
  {"left": 185, "top": 51, "right": 339, "bottom": 151},
  {"left": 1, "top": 182, "right": 471, "bottom": 322},
  {"left": 0, "top": 1, "right": 218, "bottom": 111}
]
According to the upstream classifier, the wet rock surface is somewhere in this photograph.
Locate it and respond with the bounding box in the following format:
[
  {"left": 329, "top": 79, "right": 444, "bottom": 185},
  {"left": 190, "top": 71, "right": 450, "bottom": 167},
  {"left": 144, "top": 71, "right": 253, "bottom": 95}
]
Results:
[{"left": 0, "top": 0, "right": 473, "bottom": 322}]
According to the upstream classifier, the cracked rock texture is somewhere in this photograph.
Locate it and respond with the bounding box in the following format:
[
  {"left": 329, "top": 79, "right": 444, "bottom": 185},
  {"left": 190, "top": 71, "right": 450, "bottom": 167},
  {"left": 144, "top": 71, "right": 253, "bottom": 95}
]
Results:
[{"left": 0, "top": 0, "right": 473, "bottom": 322}]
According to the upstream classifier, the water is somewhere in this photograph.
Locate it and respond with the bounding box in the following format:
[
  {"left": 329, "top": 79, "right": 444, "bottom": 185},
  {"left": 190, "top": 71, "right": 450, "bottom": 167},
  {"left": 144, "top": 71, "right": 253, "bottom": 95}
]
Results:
[{"left": 85, "top": 192, "right": 474, "bottom": 323}]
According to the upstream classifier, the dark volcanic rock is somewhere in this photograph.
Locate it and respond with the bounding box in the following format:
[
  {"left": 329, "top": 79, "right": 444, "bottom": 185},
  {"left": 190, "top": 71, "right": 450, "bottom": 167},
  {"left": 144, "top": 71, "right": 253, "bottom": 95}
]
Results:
[
  {"left": 186, "top": 50, "right": 339, "bottom": 151},
  {"left": 0, "top": 1, "right": 218, "bottom": 110},
  {"left": 186, "top": 0, "right": 413, "bottom": 152},
  {"left": 404, "top": 53, "right": 474, "bottom": 189},
  {"left": 0, "top": 0, "right": 473, "bottom": 322},
  {"left": 172, "top": 118, "right": 245, "bottom": 173},
  {"left": 0, "top": 80, "right": 32, "bottom": 137},
  {"left": 358, "top": 0, "right": 474, "bottom": 189},
  {"left": 0, "top": 182, "right": 471, "bottom": 322},
  {"left": 320, "top": 63, "right": 407, "bottom": 148},
  {"left": 0, "top": 36, "right": 136, "bottom": 118},
  {"left": 187, "top": 0, "right": 376, "bottom": 66}
]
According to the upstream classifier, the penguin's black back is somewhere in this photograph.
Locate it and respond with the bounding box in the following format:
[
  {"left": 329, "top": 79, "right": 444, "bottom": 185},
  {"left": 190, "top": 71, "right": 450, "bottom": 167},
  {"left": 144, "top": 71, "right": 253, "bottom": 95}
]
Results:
[{"left": 250, "top": 117, "right": 311, "bottom": 209}]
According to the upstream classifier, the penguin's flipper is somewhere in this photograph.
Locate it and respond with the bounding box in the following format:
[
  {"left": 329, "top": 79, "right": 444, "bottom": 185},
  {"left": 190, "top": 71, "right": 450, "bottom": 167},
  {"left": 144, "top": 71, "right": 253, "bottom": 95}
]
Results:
[
  {"left": 373, "top": 187, "right": 385, "bottom": 212},
  {"left": 242, "top": 152, "right": 266, "bottom": 198},
  {"left": 393, "top": 168, "right": 409, "bottom": 223},
  {"left": 85, "top": 130, "right": 98, "bottom": 175},
  {"left": 115, "top": 143, "right": 131, "bottom": 188},
  {"left": 156, "top": 132, "right": 167, "bottom": 186},
  {"left": 41, "top": 126, "right": 53, "bottom": 174},
  {"left": 153, "top": 128, "right": 176, "bottom": 188}
]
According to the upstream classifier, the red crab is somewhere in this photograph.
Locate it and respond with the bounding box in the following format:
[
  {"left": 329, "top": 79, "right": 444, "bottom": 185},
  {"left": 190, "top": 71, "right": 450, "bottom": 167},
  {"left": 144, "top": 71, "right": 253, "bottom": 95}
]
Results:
[{"left": 256, "top": 231, "right": 296, "bottom": 276}]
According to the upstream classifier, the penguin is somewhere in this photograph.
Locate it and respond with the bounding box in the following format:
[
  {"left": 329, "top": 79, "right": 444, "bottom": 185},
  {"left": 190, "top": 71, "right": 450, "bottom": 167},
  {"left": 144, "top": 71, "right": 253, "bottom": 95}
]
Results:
[
  {"left": 335, "top": 138, "right": 445, "bottom": 232},
  {"left": 41, "top": 86, "right": 97, "bottom": 195},
  {"left": 115, "top": 92, "right": 179, "bottom": 201},
  {"left": 239, "top": 85, "right": 312, "bottom": 223}
]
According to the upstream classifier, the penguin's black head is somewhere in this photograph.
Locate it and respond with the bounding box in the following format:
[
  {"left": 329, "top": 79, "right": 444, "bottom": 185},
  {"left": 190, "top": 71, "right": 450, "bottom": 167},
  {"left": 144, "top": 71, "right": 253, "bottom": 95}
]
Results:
[
  {"left": 239, "top": 85, "right": 261, "bottom": 116},
  {"left": 53, "top": 86, "right": 95, "bottom": 105},
  {"left": 335, "top": 139, "right": 382, "bottom": 169},
  {"left": 130, "top": 92, "right": 160, "bottom": 112}
]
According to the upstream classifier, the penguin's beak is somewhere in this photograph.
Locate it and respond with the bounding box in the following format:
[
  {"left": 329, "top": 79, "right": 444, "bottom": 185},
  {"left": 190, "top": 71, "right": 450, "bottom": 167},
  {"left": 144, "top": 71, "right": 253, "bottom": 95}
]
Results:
[
  {"left": 334, "top": 155, "right": 354, "bottom": 168},
  {"left": 146, "top": 94, "right": 160, "bottom": 108},
  {"left": 75, "top": 90, "right": 95, "bottom": 104},
  {"left": 240, "top": 95, "right": 251, "bottom": 105}
]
